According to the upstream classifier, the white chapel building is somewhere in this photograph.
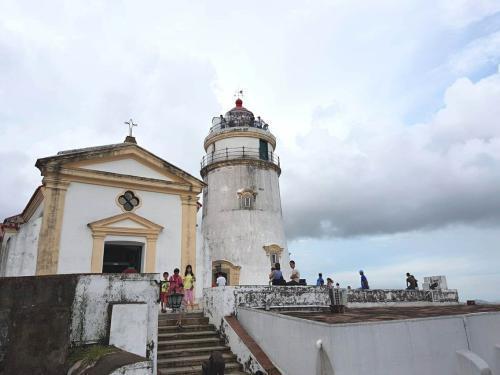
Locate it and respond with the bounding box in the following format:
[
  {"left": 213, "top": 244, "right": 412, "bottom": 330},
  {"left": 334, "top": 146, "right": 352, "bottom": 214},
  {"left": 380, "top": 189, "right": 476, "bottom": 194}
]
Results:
[
  {"left": 1, "top": 99, "right": 290, "bottom": 289},
  {"left": 0, "top": 136, "right": 204, "bottom": 279}
]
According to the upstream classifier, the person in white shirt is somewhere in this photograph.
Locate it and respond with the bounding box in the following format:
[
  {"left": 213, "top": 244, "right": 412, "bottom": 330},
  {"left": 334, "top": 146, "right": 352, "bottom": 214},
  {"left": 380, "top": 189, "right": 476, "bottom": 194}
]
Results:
[
  {"left": 216, "top": 272, "right": 227, "bottom": 287},
  {"left": 288, "top": 260, "right": 300, "bottom": 285}
]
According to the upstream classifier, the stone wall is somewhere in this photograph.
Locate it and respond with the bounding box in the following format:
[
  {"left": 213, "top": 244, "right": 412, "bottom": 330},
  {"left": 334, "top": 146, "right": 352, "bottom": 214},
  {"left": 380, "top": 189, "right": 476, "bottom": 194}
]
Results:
[
  {"left": 203, "top": 286, "right": 459, "bottom": 320},
  {"left": 0, "top": 274, "right": 158, "bottom": 375}
]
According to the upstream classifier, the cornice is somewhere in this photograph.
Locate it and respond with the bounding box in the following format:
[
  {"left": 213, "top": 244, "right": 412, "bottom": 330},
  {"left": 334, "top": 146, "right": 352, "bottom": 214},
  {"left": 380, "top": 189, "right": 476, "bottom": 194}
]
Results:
[
  {"left": 204, "top": 128, "right": 277, "bottom": 151},
  {"left": 200, "top": 158, "right": 281, "bottom": 178}
]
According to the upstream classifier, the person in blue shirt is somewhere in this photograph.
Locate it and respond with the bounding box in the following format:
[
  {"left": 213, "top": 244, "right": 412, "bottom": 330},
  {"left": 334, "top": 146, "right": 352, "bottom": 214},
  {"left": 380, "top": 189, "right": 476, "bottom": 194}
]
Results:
[
  {"left": 316, "top": 273, "right": 325, "bottom": 286},
  {"left": 359, "top": 270, "right": 369, "bottom": 289}
]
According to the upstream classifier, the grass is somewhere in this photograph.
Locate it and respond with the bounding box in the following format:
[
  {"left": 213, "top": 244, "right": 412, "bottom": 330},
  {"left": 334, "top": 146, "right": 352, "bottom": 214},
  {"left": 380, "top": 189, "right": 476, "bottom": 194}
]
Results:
[{"left": 68, "top": 344, "right": 119, "bottom": 367}]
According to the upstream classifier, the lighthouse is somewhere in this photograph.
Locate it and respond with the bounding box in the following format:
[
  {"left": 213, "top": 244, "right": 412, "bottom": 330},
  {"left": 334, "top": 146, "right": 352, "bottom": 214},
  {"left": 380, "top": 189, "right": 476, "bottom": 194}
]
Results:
[{"left": 200, "top": 98, "right": 289, "bottom": 286}]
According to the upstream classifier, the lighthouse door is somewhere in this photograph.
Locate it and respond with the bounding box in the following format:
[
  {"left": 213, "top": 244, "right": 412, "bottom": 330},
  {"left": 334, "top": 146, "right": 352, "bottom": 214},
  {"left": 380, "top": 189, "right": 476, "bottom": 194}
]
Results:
[{"left": 259, "top": 140, "right": 269, "bottom": 161}]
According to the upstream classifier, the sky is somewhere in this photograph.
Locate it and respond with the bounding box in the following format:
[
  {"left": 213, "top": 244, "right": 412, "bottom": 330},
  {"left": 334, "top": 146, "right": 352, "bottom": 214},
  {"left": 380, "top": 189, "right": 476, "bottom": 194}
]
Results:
[{"left": 1, "top": 0, "right": 500, "bottom": 301}]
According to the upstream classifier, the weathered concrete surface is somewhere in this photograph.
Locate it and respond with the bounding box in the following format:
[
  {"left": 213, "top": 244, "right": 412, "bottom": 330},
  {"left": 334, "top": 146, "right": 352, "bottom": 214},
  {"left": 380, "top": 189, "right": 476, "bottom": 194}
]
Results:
[
  {"left": 109, "top": 303, "right": 148, "bottom": 357},
  {"left": 0, "top": 274, "right": 78, "bottom": 375},
  {"left": 0, "top": 274, "right": 158, "bottom": 375},
  {"left": 237, "top": 307, "right": 500, "bottom": 375},
  {"left": 87, "top": 350, "right": 152, "bottom": 375},
  {"left": 219, "top": 316, "right": 269, "bottom": 374},
  {"left": 70, "top": 274, "right": 159, "bottom": 373},
  {"left": 347, "top": 288, "right": 459, "bottom": 306},
  {"left": 203, "top": 286, "right": 459, "bottom": 323}
]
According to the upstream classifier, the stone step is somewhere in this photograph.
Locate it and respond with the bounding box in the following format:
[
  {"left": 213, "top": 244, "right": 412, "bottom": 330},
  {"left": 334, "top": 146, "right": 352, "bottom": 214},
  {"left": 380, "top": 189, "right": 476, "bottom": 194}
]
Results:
[
  {"left": 158, "top": 336, "right": 223, "bottom": 350},
  {"left": 158, "top": 316, "right": 209, "bottom": 326},
  {"left": 158, "top": 330, "right": 219, "bottom": 340},
  {"left": 157, "top": 345, "right": 231, "bottom": 359},
  {"left": 158, "top": 311, "right": 204, "bottom": 319},
  {"left": 159, "top": 323, "right": 215, "bottom": 332},
  {"left": 157, "top": 361, "right": 242, "bottom": 375},
  {"left": 157, "top": 352, "right": 237, "bottom": 368}
]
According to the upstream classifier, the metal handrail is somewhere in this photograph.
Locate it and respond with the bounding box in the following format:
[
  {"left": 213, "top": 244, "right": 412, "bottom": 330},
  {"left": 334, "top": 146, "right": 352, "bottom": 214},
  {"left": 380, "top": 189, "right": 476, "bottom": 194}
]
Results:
[
  {"left": 200, "top": 147, "right": 280, "bottom": 169},
  {"left": 209, "top": 116, "right": 270, "bottom": 133}
]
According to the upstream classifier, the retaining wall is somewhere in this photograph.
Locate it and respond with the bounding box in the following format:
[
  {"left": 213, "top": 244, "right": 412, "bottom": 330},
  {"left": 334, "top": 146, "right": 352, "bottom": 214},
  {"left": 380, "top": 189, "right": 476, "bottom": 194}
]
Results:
[{"left": 237, "top": 307, "right": 500, "bottom": 375}]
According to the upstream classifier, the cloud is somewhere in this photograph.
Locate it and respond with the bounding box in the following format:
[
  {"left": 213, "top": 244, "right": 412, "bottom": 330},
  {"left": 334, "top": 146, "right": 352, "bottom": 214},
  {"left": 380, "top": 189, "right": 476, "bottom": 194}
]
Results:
[{"left": 282, "top": 68, "right": 500, "bottom": 238}]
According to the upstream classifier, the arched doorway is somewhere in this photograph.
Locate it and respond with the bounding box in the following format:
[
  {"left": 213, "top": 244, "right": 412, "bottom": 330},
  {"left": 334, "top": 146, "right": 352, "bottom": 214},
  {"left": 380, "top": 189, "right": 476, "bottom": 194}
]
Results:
[{"left": 212, "top": 260, "right": 241, "bottom": 286}]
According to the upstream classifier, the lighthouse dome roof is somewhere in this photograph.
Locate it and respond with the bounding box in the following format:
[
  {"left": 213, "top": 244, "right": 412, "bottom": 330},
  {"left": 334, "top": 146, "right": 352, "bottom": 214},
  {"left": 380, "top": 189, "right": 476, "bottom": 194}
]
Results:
[{"left": 224, "top": 98, "right": 255, "bottom": 126}]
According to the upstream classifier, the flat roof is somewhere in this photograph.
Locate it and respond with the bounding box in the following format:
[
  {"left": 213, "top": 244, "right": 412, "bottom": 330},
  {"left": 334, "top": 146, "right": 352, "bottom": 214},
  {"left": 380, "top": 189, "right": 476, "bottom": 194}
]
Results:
[{"left": 281, "top": 304, "right": 500, "bottom": 324}]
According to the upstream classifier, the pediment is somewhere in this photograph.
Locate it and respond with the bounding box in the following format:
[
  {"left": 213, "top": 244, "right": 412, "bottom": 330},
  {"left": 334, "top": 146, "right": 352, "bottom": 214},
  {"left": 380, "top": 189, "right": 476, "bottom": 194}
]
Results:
[
  {"left": 88, "top": 212, "right": 163, "bottom": 233},
  {"left": 37, "top": 143, "right": 205, "bottom": 188}
]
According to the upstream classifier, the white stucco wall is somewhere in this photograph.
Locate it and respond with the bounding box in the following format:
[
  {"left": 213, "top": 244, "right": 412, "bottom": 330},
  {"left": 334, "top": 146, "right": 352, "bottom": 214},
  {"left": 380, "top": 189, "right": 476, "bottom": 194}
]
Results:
[
  {"left": 202, "top": 164, "right": 289, "bottom": 285},
  {"left": 2, "top": 203, "right": 43, "bottom": 277},
  {"left": 70, "top": 274, "right": 158, "bottom": 373},
  {"left": 81, "top": 159, "right": 172, "bottom": 181},
  {"left": 237, "top": 307, "right": 500, "bottom": 375},
  {"left": 58, "top": 181, "right": 182, "bottom": 274}
]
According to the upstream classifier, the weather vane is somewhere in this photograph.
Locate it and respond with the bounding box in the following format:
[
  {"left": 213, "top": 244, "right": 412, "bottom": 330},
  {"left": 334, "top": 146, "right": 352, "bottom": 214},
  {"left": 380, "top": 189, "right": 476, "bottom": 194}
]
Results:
[
  {"left": 124, "top": 118, "right": 138, "bottom": 137},
  {"left": 234, "top": 89, "right": 244, "bottom": 100}
]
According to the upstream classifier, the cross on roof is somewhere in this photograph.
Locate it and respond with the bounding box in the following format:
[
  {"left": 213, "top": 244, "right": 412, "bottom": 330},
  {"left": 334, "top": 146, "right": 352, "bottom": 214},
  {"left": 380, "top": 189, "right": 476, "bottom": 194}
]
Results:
[{"left": 124, "top": 118, "right": 138, "bottom": 137}]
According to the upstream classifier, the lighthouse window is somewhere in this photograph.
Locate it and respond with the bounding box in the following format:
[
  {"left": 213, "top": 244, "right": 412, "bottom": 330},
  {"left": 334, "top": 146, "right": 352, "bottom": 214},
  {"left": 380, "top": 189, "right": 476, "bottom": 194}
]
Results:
[
  {"left": 237, "top": 189, "right": 256, "bottom": 210},
  {"left": 243, "top": 196, "right": 252, "bottom": 209}
]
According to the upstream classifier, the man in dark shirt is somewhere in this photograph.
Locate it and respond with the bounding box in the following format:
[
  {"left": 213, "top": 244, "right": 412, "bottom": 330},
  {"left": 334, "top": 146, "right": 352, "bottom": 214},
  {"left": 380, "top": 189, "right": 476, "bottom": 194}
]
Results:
[{"left": 406, "top": 273, "right": 418, "bottom": 289}]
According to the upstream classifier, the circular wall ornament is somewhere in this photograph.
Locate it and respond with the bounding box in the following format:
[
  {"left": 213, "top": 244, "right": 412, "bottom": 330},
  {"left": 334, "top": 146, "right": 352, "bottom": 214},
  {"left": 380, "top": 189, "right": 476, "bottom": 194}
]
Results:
[{"left": 117, "top": 190, "right": 140, "bottom": 211}]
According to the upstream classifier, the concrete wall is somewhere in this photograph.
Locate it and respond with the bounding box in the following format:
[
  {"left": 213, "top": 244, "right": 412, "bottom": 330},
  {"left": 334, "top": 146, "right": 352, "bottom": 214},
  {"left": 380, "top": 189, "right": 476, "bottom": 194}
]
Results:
[
  {"left": 203, "top": 286, "right": 459, "bottom": 320},
  {"left": 202, "top": 163, "right": 289, "bottom": 285},
  {"left": 237, "top": 307, "right": 500, "bottom": 375},
  {"left": 1, "top": 203, "right": 43, "bottom": 277},
  {"left": 58, "top": 181, "right": 182, "bottom": 274},
  {"left": 0, "top": 274, "right": 158, "bottom": 375}
]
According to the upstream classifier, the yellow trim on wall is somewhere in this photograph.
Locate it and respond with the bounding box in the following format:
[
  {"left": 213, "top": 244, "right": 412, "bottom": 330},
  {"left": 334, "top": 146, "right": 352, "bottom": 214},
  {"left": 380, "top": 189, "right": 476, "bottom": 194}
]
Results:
[
  {"left": 212, "top": 259, "right": 241, "bottom": 286},
  {"left": 180, "top": 195, "right": 198, "bottom": 276},
  {"left": 35, "top": 179, "right": 69, "bottom": 275},
  {"left": 87, "top": 212, "right": 163, "bottom": 273}
]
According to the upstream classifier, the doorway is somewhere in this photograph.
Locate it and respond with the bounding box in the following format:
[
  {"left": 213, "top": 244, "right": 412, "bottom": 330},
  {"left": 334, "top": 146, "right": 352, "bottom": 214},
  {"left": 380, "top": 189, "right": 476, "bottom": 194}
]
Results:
[{"left": 102, "top": 243, "right": 143, "bottom": 273}]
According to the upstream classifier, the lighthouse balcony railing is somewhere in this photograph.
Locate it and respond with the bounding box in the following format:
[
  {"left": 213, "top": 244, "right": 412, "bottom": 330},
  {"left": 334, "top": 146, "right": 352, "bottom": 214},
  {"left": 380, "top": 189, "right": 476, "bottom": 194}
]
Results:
[
  {"left": 201, "top": 147, "right": 280, "bottom": 169},
  {"left": 209, "top": 116, "right": 271, "bottom": 133}
]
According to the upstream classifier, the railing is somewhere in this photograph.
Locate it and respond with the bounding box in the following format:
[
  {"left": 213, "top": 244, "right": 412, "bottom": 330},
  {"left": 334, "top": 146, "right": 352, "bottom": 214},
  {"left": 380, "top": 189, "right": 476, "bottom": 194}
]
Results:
[
  {"left": 200, "top": 147, "right": 280, "bottom": 169},
  {"left": 209, "top": 116, "right": 270, "bottom": 133}
]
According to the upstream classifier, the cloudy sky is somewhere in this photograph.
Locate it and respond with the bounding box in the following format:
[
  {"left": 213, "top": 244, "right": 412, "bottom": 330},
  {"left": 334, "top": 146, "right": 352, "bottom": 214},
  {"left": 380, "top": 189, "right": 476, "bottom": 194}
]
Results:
[{"left": 1, "top": 0, "right": 500, "bottom": 300}]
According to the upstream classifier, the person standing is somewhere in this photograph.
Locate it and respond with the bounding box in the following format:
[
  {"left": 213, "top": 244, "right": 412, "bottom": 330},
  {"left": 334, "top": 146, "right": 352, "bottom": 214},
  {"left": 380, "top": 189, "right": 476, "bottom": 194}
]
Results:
[
  {"left": 406, "top": 273, "right": 418, "bottom": 290},
  {"left": 169, "top": 268, "right": 184, "bottom": 294},
  {"left": 316, "top": 273, "right": 325, "bottom": 286},
  {"left": 216, "top": 272, "right": 226, "bottom": 287},
  {"left": 287, "top": 260, "right": 300, "bottom": 285},
  {"left": 183, "top": 265, "right": 196, "bottom": 311},
  {"left": 160, "top": 272, "right": 170, "bottom": 313},
  {"left": 359, "top": 270, "right": 369, "bottom": 289}
]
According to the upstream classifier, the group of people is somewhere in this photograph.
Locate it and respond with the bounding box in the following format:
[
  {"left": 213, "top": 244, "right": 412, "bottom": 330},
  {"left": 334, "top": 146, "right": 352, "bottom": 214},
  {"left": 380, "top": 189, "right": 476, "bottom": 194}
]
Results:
[
  {"left": 315, "top": 270, "right": 420, "bottom": 291},
  {"left": 269, "top": 260, "right": 301, "bottom": 285},
  {"left": 159, "top": 264, "right": 196, "bottom": 313}
]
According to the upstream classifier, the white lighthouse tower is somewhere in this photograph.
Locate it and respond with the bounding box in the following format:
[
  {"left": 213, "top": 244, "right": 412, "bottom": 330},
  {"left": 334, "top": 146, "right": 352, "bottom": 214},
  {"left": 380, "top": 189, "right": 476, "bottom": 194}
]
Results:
[{"left": 200, "top": 98, "right": 290, "bottom": 286}]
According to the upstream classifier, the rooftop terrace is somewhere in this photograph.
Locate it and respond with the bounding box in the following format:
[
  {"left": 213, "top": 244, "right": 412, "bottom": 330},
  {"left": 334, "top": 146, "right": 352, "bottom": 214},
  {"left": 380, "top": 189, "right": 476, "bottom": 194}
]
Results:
[{"left": 281, "top": 304, "right": 500, "bottom": 325}]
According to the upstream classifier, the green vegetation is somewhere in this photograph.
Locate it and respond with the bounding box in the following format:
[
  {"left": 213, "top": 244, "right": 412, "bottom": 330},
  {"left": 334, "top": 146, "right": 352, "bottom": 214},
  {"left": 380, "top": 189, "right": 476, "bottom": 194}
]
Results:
[{"left": 68, "top": 344, "right": 118, "bottom": 367}]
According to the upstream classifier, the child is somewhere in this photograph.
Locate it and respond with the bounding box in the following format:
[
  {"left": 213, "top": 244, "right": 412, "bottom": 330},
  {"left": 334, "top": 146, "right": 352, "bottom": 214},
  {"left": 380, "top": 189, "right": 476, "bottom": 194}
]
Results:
[
  {"left": 169, "top": 268, "right": 185, "bottom": 328},
  {"left": 169, "top": 268, "right": 184, "bottom": 294},
  {"left": 183, "top": 264, "right": 196, "bottom": 311},
  {"left": 160, "top": 272, "right": 169, "bottom": 313}
]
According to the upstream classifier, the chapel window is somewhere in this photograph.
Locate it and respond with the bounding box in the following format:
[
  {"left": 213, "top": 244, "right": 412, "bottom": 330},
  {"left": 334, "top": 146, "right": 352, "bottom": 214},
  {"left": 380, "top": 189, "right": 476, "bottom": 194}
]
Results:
[{"left": 118, "top": 191, "right": 140, "bottom": 211}]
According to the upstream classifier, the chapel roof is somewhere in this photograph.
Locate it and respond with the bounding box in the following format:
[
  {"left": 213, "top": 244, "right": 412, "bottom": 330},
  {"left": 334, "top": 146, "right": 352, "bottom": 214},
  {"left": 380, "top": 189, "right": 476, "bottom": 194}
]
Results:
[{"left": 36, "top": 142, "right": 205, "bottom": 186}]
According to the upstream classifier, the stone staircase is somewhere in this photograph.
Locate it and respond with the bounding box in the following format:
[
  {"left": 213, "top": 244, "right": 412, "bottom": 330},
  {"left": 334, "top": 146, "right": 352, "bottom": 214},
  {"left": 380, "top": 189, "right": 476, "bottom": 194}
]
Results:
[{"left": 157, "top": 311, "right": 247, "bottom": 374}]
